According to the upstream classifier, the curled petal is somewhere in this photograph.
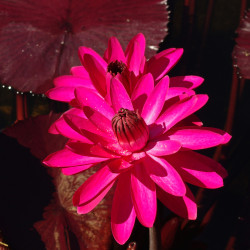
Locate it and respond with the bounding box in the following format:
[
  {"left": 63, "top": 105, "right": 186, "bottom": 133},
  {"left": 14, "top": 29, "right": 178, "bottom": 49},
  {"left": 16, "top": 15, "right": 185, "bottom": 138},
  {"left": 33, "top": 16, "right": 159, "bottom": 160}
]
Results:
[
  {"left": 144, "top": 155, "right": 186, "bottom": 196},
  {"left": 104, "top": 36, "right": 126, "bottom": 63},
  {"left": 157, "top": 185, "right": 197, "bottom": 220},
  {"left": 125, "top": 33, "right": 146, "bottom": 75},
  {"left": 73, "top": 165, "right": 119, "bottom": 206},
  {"left": 78, "top": 46, "right": 107, "bottom": 70},
  {"left": 166, "top": 151, "right": 227, "bottom": 188},
  {"left": 131, "top": 162, "right": 156, "bottom": 227},
  {"left": 111, "top": 172, "right": 136, "bottom": 245},
  {"left": 77, "top": 180, "right": 115, "bottom": 214}
]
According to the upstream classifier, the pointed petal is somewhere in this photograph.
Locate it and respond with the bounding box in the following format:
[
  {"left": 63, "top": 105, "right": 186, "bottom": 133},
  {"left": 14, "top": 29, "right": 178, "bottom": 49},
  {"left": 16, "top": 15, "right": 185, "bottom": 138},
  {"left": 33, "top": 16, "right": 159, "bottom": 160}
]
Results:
[
  {"left": 166, "top": 151, "right": 227, "bottom": 188},
  {"left": 46, "top": 86, "right": 75, "bottom": 102},
  {"left": 166, "top": 87, "right": 195, "bottom": 101},
  {"left": 131, "top": 162, "right": 156, "bottom": 227},
  {"left": 61, "top": 164, "right": 93, "bottom": 175},
  {"left": 77, "top": 180, "right": 115, "bottom": 214},
  {"left": 141, "top": 75, "right": 169, "bottom": 124},
  {"left": 104, "top": 36, "right": 126, "bottom": 63},
  {"left": 157, "top": 185, "right": 197, "bottom": 220},
  {"left": 54, "top": 75, "right": 95, "bottom": 90},
  {"left": 54, "top": 114, "right": 92, "bottom": 143},
  {"left": 74, "top": 87, "right": 115, "bottom": 120},
  {"left": 110, "top": 77, "right": 133, "bottom": 112},
  {"left": 70, "top": 66, "right": 91, "bottom": 79},
  {"left": 73, "top": 165, "right": 119, "bottom": 205},
  {"left": 145, "top": 140, "right": 181, "bottom": 156},
  {"left": 82, "top": 54, "right": 107, "bottom": 96},
  {"left": 166, "top": 126, "right": 231, "bottom": 150},
  {"left": 144, "top": 155, "right": 186, "bottom": 196},
  {"left": 43, "top": 146, "right": 108, "bottom": 167},
  {"left": 125, "top": 33, "right": 146, "bottom": 58},
  {"left": 111, "top": 172, "right": 136, "bottom": 245},
  {"left": 78, "top": 46, "right": 107, "bottom": 70},
  {"left": 83, "top": 106, "right": 115, "bottom": 138},
  {"left": 170, "top": 76, "right": 204, "bottom": 89},
  {"left": 63, "top": 113, "right": 113, "bottom": 142},
  {"left": 147, "top": 48, "right": 183, "bottom": 81},
  {"left": 151, "top": 95, "right": 207, "bottom": 138},
  {"left": 131, "top": 73, "right": 154, "bottom": 113},
  {"left": 125, "top": 33, "right": 146, "bottom": 75}
]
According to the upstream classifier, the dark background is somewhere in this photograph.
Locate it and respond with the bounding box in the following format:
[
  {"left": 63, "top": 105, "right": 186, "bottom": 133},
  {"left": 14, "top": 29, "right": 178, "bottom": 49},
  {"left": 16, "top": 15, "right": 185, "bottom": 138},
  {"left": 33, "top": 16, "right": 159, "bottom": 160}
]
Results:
[{"left": 0, "top": 0, "right": 250, "bottom": 249}]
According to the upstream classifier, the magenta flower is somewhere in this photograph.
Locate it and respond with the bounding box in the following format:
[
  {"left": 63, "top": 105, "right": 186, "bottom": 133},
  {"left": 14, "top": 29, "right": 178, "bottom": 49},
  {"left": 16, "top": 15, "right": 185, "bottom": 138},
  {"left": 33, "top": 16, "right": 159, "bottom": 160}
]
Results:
[
  {"left": 47, "top": 33, "right": 204, "bottom": 106},
  {"left": 43, "top": 66, "right": 231, "bottom": 243}
]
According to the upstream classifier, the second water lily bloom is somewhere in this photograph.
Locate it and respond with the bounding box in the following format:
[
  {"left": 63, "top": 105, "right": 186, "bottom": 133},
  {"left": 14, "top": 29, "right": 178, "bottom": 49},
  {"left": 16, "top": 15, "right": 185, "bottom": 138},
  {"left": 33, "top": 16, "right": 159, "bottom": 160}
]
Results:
[
  {"left": 44, "top": 70, "right": 231, "bottom": 244},
  {"left": 46, "top": 33, "right": 203, "bottom": 106}
]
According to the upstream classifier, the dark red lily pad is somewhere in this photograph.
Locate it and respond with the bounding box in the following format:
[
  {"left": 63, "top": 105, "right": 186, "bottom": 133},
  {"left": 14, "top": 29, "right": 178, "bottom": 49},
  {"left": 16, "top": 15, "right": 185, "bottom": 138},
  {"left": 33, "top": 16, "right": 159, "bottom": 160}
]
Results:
[
  {"left": 3, "top": 113, "right": 114, "bottom": 249},
  {"left": 3, "top": 112, "right": 67, "bottom": 159},
  {"left": 0, "top": 0, "right": 169, "bottom": 94},
  {"left": 232, "top": 10, "right": 250, "bottom": 79}
]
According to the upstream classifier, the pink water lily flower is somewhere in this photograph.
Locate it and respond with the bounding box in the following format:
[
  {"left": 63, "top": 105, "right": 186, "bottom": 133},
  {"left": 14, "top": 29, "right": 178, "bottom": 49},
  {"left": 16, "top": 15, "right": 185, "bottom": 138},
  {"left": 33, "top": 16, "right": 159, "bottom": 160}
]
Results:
[
  {"left": 46, "top": 33, "right": 204, "bottom": 106},
  {"left": 43, "top": 72, "right": 231, "bottom": 244}
]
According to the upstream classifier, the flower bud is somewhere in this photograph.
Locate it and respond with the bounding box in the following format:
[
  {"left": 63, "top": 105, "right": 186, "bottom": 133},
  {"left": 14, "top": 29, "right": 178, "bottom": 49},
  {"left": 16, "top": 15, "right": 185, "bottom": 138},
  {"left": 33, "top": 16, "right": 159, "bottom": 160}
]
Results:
[{"left": 112, "top": 108, "right": 149, "bottom": 152}]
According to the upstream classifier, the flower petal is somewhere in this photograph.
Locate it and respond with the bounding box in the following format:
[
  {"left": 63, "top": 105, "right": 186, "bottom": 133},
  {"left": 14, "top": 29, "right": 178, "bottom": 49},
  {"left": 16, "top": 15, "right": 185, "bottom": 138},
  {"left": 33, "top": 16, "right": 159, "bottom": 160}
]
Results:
[
  {"left": 166, "top": 87, "right": 195, "bottom": 101},
  {"left": 54, "top": 114, "right": 92, "bottom": 143},
  {"left": 73, "top": 165, "right": 119, "bottom": 205},
  {"left": 141, "top": 75, "right": 169, "bottom": 125},
  {"left": 151, "top": 95, "right": 208, "bottom": 138},
  {"left": 111, "top": 172, "right": 136, "bottom": 245},
  {"left": 104, "top": 36, "right": 126, "bottom": 63},
  {"left": 147, "top": 48, "right": 183, "bottom": 81},
  {"left": 125, "top": 33, "right": 146, "bottom": 75},
  {"left": 157, "top": 185, "right": 197, "bottom": 220},
  {"left": 166, "top": 151, "right": 227, "bottom": 188},
  {"left": 78, "top": 46, "right": 107, "bottom": 70},
  {"left": 46, "top": 86, "right": 75, "bottom": 102},
  {"left": 110, "top": 77, "right": 133, "bottom": 112},
  {"left": 82, "top": 53, "right": 107, "bottom": 96},
  {"left": 170, "top": 76, "right": 204, "bottom": 89},
  {"left": 70, "top": 66, "right": 91, "bottom": 79},
  {"left": 131, "top": 162, "right": 156, "bottom": 227},
  {"left": 131, "top": 73, "right": 154, "bottom": 113},
  {"left": 166, "top": 126, "right": 231, "bottom": 150},
  {"left": 43, "top": 146, "right": 108, "bottom": 167},
  {"left": 145, "top": 140, "right": 181, "bottom": 156},
  {"left": 83, "top": 106, "right": 115, "bottom": 138},
  {"left": 61, "top": 164, "right": 93, "bottom": 175},
  {"left": 77, "top": 180, "right": 115, "bottom": 214},
  {"left": 144, "top": 155, "right": 186, "bottom": 196},
  {"left": 74, "top": 87, "right": 115, "bottom": 120},
  {"left": 54, "top": 75, "right": 95, "bottom": 90}
]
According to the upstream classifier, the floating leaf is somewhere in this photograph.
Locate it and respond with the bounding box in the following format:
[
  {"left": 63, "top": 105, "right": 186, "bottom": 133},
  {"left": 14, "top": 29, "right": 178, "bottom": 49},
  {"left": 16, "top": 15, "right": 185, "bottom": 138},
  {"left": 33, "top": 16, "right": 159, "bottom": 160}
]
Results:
[
  {"left": 0, "top": 0, "right": 169, "bottom": 93},
  {"left": 232, "top": 10, "right": 250, "bottom": 79}
]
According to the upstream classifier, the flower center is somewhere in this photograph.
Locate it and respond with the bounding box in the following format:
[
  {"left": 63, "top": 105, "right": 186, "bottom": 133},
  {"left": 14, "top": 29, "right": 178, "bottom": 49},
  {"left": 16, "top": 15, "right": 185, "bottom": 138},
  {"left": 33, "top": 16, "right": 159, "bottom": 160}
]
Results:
[
  {"left": 107, "top": 60, "right": 126, "bottom": 75},
  {"left": 112, "top": 108, "right": 149, "bottom": 152}
]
